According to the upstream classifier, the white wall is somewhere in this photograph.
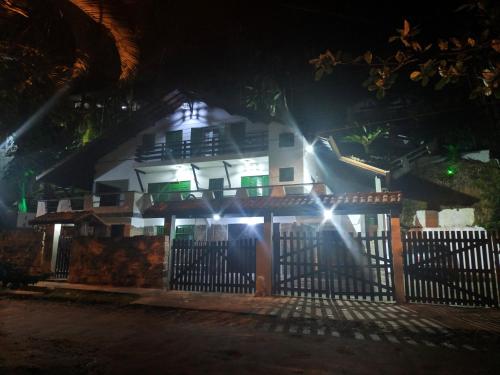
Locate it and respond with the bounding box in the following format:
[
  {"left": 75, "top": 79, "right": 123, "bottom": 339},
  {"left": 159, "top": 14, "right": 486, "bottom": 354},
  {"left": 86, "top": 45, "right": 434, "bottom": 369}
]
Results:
[
  {"left": 415, "top": 208, "right": 480, "bottom": 229},
  {"left": 268, "top": 122, "right": 311, "bottom": 189}
]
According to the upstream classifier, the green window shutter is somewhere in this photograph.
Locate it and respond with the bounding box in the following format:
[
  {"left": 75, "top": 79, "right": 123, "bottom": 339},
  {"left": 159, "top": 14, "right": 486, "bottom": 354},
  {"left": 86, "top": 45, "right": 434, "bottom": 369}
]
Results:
[
  {"left": 148, "top": 181, "right": 191, "bottom": 202},
  {"left": 241, "top": 175, "right": 269, "bottom": 197}
]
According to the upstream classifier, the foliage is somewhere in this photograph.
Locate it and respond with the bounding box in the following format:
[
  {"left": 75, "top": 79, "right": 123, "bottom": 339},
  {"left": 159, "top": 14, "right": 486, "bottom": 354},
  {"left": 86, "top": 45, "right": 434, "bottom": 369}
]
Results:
[
  {"left": 0, "top": 1, "right": 141, "bottom": 214},
  {"left": 244, "top": 76, "right": 288, "bottom": 117},
  {"left": 309, "top": 2, "right": 500, "bottom": 100},
  {"left": 341, "top": 125, "right": 388, "bottom": 154},
  {"left": 474, "top": 161, "right": 500, "bottom": 230},
  {"left": 0, "top": 0, "right": 139, "bottom": 84}
]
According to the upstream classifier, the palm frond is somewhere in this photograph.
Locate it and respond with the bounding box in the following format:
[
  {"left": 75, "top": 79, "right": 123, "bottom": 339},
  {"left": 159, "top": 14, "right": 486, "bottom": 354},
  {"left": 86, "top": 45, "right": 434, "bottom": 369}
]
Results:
[
  {"left": 1, "top": 0, "right": 29, "bottom": 18},
  {"left": 69, "top": 0, "right": 139, "bottom": 80}
]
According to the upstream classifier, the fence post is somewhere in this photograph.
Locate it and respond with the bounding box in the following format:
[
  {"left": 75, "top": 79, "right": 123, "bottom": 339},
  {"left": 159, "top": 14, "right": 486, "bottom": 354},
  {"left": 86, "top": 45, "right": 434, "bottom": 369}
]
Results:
[
  {"left": 163, "top": 215, "right": 176, "bottom": 290},
  {"left": 390, "top": 215, "right": 406, "bottom": 303},
  {"left": 256, "top": 212, "right": 273, "bottom": 296}
]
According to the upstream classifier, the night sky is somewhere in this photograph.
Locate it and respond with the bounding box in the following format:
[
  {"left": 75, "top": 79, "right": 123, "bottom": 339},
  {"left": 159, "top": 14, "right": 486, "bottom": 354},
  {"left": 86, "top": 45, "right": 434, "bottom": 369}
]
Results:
[{"left": 67, "top": 1, "right": 475, "bottom": 135}]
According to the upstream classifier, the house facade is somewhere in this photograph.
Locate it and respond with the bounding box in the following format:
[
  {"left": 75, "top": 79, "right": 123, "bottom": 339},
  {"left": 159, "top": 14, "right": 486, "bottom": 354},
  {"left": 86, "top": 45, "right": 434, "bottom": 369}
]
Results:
[{"left": 34, "top": 99, "right": 339, "bottom": 243}]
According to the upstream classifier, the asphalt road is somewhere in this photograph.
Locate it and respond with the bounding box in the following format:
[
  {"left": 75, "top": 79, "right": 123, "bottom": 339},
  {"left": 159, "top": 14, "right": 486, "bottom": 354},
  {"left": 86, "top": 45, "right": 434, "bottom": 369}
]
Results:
[{"left": 0, "top": 298, "right": 499, "bottom": 374}]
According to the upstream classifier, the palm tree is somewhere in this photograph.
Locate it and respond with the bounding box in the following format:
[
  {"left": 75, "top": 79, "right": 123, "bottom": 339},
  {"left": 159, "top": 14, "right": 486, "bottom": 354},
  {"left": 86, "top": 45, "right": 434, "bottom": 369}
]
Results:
[
  {"left": 0, "top": 0, "right": 139, "bottom": 86},
  {"left": 342, "top": 125, "right": 388, "bottom": 155}
]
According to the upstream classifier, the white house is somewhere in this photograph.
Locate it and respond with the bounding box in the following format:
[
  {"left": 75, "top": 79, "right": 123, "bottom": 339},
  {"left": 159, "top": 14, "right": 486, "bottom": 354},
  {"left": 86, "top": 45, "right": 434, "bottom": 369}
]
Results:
[{"left": 34, "top": 94, "right": 364, "bottom": 241}]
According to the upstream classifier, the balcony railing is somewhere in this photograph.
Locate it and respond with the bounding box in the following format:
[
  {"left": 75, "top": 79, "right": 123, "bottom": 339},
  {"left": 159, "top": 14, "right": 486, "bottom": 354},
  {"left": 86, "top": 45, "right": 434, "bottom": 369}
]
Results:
[
  {"left": 149, "top": 183, "right": 328, "bottom": 205},
  {"left": 135, "top": 132, "right": 268, "bottom": 163},
  {"left": 35, "top": 192, "right": 152, "bottom": 216}
]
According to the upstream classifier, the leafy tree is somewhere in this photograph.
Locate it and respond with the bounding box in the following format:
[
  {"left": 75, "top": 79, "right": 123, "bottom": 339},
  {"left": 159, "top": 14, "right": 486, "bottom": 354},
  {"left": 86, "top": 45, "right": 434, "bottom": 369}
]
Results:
[
  {"left": 244, "top": 76, "right": 289, "bottom": 118},
  {"left": 0, "top": 0, "right": 140, "bottom": 217},
  {"left": 310, "top": 2, "right": 500, "bottom": 100}
]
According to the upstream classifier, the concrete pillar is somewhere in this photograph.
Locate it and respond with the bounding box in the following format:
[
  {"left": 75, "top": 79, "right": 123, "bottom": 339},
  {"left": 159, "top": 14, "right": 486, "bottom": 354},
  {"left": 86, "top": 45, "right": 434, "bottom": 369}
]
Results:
[
  {"left": 390, "top": 215, "right": 406, "bottom": 303},
  {"left": 256, "top": 213, "right": 273, "bottom": 296},
  {"left": 51, "top": 224, "right": 62, "bottom": 273},
  {"left": 164, "top": 215, "right": 176, "bottom": 289}
]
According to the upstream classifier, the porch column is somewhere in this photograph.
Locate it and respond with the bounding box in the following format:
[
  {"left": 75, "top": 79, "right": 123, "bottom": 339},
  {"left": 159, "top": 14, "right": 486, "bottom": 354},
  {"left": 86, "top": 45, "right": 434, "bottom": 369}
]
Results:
[
  {"left": 256, "top": 212, "right": 273, "bottom": 296},
  {"left": 390, "top": 214, "right": 406, "bottom": 303},
  {"left": 163, "top": 215, "right": 176, "bottom": 289}
]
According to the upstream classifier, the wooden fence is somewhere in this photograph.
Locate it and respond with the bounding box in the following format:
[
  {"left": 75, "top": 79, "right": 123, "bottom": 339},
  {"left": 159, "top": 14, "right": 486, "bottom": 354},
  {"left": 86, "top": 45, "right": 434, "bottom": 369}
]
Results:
[
  {"left": 169, "top": 239, "right": 256, "bottom": 293},
  {"left": 273, "top": 231, "right": 394, "bottom": 301},
  {"left": 403, "top": 231, "right": 500, "bottom": 307}
]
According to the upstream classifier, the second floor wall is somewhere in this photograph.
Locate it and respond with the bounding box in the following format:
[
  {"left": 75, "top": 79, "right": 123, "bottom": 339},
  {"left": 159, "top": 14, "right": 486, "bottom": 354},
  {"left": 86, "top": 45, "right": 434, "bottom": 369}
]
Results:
[{"left": 93, "top": 101, "right": 325, "bottom": 200}]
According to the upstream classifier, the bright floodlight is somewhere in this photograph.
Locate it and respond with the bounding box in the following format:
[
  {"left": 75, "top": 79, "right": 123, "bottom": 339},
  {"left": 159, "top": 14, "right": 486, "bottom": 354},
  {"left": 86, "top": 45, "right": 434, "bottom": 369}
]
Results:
[
  {"left": 305, "top": 144, "right": 314, "bottom": 153},
  {"left": 213, "top": 213, "right": 221, "bottom": 221},
  {"left": 323, "top": 208, "right": 333, "bottom": 220}
]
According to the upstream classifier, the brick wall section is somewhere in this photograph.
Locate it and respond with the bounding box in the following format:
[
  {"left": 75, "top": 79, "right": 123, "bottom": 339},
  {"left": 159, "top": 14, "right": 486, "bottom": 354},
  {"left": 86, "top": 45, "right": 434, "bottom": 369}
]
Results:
[
  {"left": 0, "top": 230, "right": 49, "bottom": 274},
  {"left": 68, "top": 236, "right": 166, "bottom": 288}
]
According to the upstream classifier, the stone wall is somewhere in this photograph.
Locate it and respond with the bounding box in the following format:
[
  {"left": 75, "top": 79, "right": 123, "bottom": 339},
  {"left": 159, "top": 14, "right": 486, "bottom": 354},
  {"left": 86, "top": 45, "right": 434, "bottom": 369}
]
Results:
[
  {"left": 0, "top": 230, "right": 49, "bottom": 274},
  {"left": 68, "top": 236, "right": 166, "bottom": 288}
]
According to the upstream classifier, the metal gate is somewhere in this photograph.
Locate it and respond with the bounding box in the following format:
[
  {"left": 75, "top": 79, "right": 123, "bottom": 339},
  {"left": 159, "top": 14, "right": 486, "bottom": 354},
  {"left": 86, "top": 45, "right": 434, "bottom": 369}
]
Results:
[
  {"left": 54, "top": 229, "right": 74, "bottom": 279},
  {"left": 273, "top": 231, "right": 394, "bottom": 301},
  {"left": 169, "top": 239, "right": 256, "bottom": 293},
  {"left": 403, "top": 231, "right": 499, "bottom": 307}
]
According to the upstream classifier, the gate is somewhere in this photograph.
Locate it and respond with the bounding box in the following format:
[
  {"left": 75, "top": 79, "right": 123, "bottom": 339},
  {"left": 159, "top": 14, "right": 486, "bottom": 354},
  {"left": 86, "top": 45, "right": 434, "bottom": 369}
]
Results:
[
  {"left": 273, "top": 231, "right": 394, "bottom": 301},
  {"left": 403, "top": 231, "right": 499, "bottom": 307},
  {"left": 54, "top": 229, "right": 74, "bottom": 279},
  {"left": 170, "top": 239, "right": 256, "bottom": 293}
]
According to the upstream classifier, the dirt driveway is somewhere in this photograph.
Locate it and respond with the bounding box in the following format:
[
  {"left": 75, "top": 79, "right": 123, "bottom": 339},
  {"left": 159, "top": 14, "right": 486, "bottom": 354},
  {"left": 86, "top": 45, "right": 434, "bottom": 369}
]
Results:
[{"left": 1, "top": 298, "right": 499, "bottom": 374}]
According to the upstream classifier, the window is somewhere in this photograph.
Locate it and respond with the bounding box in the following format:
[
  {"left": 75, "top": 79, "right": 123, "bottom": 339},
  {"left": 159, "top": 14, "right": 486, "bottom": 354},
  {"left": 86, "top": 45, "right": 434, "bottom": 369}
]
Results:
[
  {"left": 279, "top": 133, "right": 295, "bottom": 147},
  {"left": 279, "top": 167, "right": 294, "bottom": 182}
]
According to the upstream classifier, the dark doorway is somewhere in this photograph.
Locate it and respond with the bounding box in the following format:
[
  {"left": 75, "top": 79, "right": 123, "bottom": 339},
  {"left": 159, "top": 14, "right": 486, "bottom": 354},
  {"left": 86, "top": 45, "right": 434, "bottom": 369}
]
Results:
[
  {"left": 110, "top": 225, "right": 125, "bottom": 238},
  {"left": 209, "top": 178, "right": 224, "bottom": 199},
  {"left": 54, "top": 226, "right": 75, "bottom": 279}
]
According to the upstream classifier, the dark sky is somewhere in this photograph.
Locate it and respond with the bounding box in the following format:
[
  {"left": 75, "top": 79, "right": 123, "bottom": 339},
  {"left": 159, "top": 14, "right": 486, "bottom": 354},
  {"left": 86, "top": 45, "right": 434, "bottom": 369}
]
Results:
[{"left": 77, "top": 1, "right": 478, "bottom": 136}]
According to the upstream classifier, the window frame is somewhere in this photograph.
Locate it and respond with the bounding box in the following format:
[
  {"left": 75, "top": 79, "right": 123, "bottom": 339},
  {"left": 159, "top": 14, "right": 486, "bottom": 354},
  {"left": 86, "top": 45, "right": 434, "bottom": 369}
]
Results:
[
  {"left": 278, "top": 132, "right": 295, "bottom": 148},
  {"left": 279, "top": 167, "right": 295, "bottom": 182}
]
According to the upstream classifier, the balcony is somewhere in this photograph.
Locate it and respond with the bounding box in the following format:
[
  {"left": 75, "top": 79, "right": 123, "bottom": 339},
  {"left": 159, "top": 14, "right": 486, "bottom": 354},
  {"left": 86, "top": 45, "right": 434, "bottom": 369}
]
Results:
[
  {"left": 35, "top": 192, "right": 152, "bottom": 217},
  {"left": 148, "top": 183, "right": 328, "bottom": 205},
  {"left": 135, "top": 132, "right": 268, "bottom": 163}
]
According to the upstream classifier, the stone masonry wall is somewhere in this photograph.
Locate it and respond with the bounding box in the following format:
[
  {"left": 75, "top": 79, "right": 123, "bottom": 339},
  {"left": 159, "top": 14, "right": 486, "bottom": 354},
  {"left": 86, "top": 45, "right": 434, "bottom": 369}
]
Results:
[
  {"left": 68, "top": 236, "right": 166, "bottom": 288},
  {"left": 0, "top": 230, "right": 49, "bottom": 275}
]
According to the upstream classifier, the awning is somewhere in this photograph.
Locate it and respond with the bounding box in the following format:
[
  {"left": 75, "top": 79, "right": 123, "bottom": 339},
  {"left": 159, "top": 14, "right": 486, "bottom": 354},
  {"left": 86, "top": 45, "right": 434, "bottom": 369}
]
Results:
[
  {"left": 143, "top": 191, "right": 402, "bottom": 218},
  {"left": 29, "top": 211, "right": 107, "bottom": 226}
]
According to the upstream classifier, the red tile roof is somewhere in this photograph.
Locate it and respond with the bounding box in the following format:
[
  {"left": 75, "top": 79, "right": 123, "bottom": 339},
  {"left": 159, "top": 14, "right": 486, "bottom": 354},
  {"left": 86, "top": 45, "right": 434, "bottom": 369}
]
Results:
[
  {"left": 30, "top": 211, "right": 106, "bottom": 225},
  {"left": 144, "top": 191, "right": 402, "bottom": 218}
]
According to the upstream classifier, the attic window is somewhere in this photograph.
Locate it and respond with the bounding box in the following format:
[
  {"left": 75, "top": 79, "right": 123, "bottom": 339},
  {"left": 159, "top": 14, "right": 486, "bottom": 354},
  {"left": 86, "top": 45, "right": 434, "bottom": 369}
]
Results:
[{"left": 279, "top": 133, "right": 295, "bottom": 147}]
